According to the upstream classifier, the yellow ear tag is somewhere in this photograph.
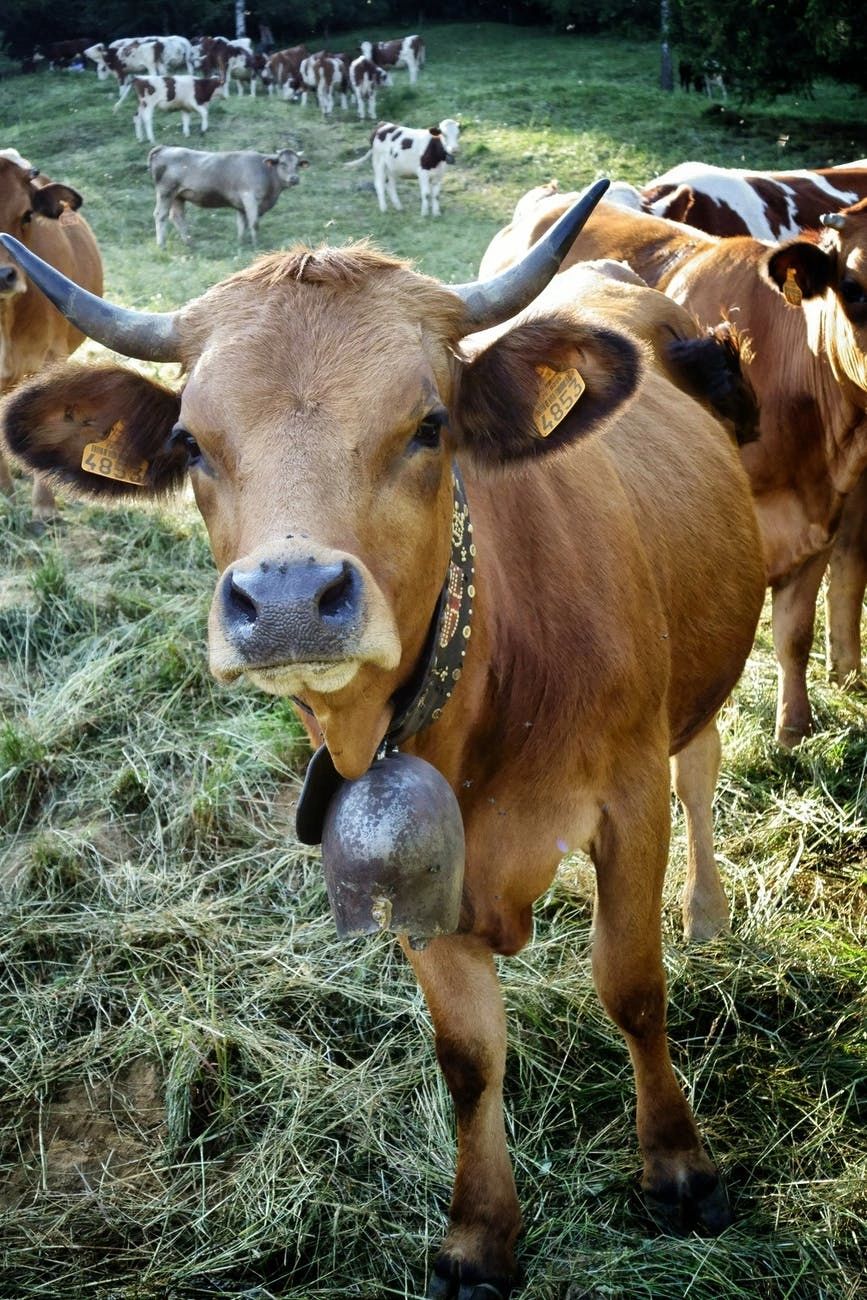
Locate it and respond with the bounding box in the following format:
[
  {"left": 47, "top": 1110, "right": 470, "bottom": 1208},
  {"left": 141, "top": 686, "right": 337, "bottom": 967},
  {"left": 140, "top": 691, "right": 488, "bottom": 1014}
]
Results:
[
  {"left": 532, "top": 364, "right": 586, "bottom": 438},
  {"left": 81, "top": 420, "right": 150, "bottom": 487},
  {"left": 783, "top": 267, "right": 803, "bottom": 307}
]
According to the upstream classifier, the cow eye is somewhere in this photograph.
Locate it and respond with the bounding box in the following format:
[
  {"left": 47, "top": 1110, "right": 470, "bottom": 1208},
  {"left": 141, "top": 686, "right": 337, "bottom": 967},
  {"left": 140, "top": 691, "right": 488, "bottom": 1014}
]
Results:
[
  {"left": 170, "top": 424, "right": 202, "bottom": 466},
  {"left": 21, "top": 210, "right": 32, "bottom": 226},
  {"left": 410, "top": 410, "right": 447, "bottom": 452},
  {"left": 841, "top": 277, "right": 867, "bottom": 306}
]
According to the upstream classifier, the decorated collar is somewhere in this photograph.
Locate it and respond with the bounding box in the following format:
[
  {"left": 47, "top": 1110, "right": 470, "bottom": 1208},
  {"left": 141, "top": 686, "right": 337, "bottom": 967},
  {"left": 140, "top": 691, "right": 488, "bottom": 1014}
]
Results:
[{"left": 296, "top": 464, "right": 475, "bottom": 845}]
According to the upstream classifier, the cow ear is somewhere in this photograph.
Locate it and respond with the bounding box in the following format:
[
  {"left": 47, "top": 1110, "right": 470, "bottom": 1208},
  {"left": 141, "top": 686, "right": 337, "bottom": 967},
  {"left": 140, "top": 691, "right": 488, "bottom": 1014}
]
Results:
[
  {"left": 30, "top": 182, "right": 84, "bottom": 218},
  {"left": 765, "top": 239, "right": 836, "bottom": 304},
  {"left": 452, "top": 316, "right": 641, "bottom": 466},
  {"left": 3, "top": 363, "right": 185, "bottom": 499}
]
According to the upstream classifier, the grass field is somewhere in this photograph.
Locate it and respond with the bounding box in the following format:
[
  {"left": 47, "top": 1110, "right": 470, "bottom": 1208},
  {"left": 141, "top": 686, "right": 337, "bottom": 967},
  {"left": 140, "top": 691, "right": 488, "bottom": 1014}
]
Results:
[{"left": 1, "top": 21, "right": 866, "bottom": 1300}]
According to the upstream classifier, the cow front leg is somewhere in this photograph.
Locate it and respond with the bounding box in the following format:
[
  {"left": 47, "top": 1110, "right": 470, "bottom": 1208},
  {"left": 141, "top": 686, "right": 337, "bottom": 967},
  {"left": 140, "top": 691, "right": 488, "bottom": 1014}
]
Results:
[
  {"left": 240, "top": 194, "right": 259, "bottom": 247},
  {"left": 180, "top": 110, "right": 191, "bottom": 136},
  {"left": 772, "top": 548, "right": 830, "bottom": 746},
  {"left": 198, "top": 105, "right": 209, "bottom": 134},
  {"left": 154, "top": 193, "right": 173, "bottom": 247},
  {"left": 419, "top": 172, "right": 431, "bottom": 217},
  {"left": 592, "top": 750, "right": 731, "bottom": 1233},
  {"left": 825, "top": 481, "right": 867, "bottom": 686},
  {"left": 0, "top": 449, "right": 13, "bottom": 497},
  {"left": 169, "top": 199, "right": 191, "bottom": 244},
  {"left": 403, "top": 933, "right": 521, "bottom": 1299},
  {"left": 30, "top": 474, "right": 57, "bottom": 521},
  {"left": 671, "top": 717, "right": 729, "bottom": 941}
]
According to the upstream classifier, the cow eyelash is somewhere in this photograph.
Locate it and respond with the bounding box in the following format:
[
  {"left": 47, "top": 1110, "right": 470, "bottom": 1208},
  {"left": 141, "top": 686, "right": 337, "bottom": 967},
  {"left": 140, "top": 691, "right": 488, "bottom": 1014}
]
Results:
[
  {"left": 411, "top": 410, "right": 447, "bottom": 451},
  {"left": 170, "top": 424, "right": 203, "bottom": 465}
]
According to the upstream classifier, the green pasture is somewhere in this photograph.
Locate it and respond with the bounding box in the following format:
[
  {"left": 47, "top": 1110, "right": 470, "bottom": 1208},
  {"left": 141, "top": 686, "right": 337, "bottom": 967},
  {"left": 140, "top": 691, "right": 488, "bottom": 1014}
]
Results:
[{"left": 1, "top": 22, "right": 866, "bottom": 1300}]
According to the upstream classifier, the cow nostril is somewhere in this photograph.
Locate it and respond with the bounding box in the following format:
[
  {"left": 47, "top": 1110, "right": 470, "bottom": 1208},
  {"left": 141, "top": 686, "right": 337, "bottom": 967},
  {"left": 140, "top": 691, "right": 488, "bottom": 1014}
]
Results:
[
  {"left": 317, "top": 562, "right": 356, "bottom": 622},
  {"left": 228, "top": 573, "right": 258, "bottom": 625}
]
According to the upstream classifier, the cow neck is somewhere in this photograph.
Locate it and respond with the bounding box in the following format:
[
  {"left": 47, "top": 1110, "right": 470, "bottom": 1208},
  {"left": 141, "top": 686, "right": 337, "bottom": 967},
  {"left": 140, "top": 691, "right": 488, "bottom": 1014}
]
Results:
[{"left": 294, "top": 465, "right": 474, "bottom": 847}]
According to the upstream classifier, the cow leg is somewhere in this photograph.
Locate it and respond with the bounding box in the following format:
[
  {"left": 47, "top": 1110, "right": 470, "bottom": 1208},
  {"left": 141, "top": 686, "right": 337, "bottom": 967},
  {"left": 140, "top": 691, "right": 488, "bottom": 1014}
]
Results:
[
  {"left": 133, "top": 108, "right": 144, "bottom": 143},
  {"left": 235, "top": 211, "right": 247, "bottom": 242},
  {"left": 368, "top": 92, "right": 376, "bottom": 119},
  {"left": 180, "top": 111, "right": 191, "bottom": 136},
  {"left": 169, "top": 199, "right": 191, "bottom": 244},
  {"left": 154, "top": 192, "right": 173, "bottom": 247},
  {"left": 198, "top": 105, "right": 209, "bottom": 133},
  {"left": 240, "top": 194, "right": 258, "bottom": 247},
  {"left": 355, "top": 92, "right": 364, "bottom": 118},
  {"left": 431, "top": 175, "right": 443, "bottom": 218},
  {"left": 825, "top": 482, "right": 867, "bottom": 685},
  {"left": 592, "top": 747, "right": 731, "bottom": 1232},
  {"left": 772, "top": 548, "right": 830, "bottom": 746},
  {"left": 403, "top": 933, "right": 521, "bottom": 1299},
  {"left": 0, "top": 449, "right": 13, "bottom": 497},
  {"left": 419, "top": 172, "right": 431, "bottom": 217},
  {"left": 671, "top": 718, "right": 729, "bottom": 942}
]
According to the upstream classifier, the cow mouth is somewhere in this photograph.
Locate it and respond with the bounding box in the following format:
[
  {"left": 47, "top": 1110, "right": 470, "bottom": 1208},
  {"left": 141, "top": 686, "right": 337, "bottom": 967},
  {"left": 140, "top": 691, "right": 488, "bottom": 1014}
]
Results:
[{"left": 242, "top": 658, "right": 363, "bottom": 696}]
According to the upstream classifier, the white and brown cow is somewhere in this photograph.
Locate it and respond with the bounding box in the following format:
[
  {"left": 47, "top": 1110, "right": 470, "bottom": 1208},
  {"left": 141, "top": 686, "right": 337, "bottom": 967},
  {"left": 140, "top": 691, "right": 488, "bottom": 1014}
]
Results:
[
  {"left": 349, "top": 119, "right": 460, "bottom": 216},
  {"left": 194, "top": 36, "right": 252, "bottom": 99},
  {"left": 609, "top": 160, "right": 867, "bottom": 241},
  {"left": 1, "top": 184, "right": 763, "bottom": 1298},
  {"left": 348, "top": 53, "right": 390, "bottom": 119},
  {"left": 265, "top": 44, "right": 308, "bottom": 98},
  {"left": 130, "top": 76, "right": 222, "bottom": 144},
  {"left": 367, "top": 34, "right": 425, "bottom": 84}
]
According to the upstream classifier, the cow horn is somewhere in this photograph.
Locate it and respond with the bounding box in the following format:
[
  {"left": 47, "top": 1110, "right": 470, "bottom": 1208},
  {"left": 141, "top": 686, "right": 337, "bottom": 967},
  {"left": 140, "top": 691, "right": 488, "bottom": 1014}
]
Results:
[
  {"left": 820, "top": 212, "right": 847, "bottom": 232},
  {"left": 450, "top": 178, "right": 610, "bottom": 328},
  {"left": 0, "top": 233, "right": 182, "bottom": 362}
]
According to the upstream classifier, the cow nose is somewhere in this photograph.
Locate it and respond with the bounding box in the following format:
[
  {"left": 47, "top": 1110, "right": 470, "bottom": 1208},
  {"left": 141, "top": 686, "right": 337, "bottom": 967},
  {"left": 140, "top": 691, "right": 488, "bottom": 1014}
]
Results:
[
  {"left": 221, "top": 558, "right": 363, "bottom": 664},
  {"left": 0, "top": 265, "right": 19, "bottom": 291}
]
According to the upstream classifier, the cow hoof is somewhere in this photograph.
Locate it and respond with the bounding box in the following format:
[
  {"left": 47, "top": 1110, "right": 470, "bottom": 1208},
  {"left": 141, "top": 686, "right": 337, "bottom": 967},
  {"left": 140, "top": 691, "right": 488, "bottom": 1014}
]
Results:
[
  {"left": 644, "top": 1166, "right": 733, "bottom": 1236},
  {"left": 775, "top": 721, "right": 810, "bottom": 749},
  {"left": 427, "top": 1255, "right": 514, "bottom": 1299}
]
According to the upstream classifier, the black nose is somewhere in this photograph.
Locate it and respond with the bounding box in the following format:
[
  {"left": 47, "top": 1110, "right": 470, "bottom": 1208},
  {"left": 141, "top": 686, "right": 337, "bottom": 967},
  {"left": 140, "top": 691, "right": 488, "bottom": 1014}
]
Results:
[
  {"left": 0, "top": 266, "right": 18, "bottom": 290},
  {"left": 221, "top": 558, "right": 363, "bottom": 665}
]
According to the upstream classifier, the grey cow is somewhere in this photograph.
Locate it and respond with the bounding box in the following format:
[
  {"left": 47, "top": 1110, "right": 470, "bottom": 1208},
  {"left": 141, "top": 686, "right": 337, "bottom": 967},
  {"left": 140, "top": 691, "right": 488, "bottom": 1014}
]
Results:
[{"left": 148, "top": 145, "right": 307, "bottom": 247}]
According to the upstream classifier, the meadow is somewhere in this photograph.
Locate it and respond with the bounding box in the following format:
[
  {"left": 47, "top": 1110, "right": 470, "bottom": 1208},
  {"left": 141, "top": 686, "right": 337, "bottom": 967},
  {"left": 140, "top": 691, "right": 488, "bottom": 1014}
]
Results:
[{"left": 0, "top": 21, "right": 865, "bottom": 1300}]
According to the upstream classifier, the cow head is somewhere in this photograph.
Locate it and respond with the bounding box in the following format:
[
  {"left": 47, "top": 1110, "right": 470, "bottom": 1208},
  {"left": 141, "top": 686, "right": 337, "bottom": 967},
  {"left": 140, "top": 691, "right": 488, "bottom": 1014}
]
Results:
[
  {"left": 0, "top": 158, "right": 83, "bottom": 299},
  {"left": 266, "top": 149, "right": 308, "bottom": 186},
  {"left": 765, "top": 199, "right": 867, "bottom": 391},
  {"left": 1, "top": 184, "right": 640, "bottom": 780}
]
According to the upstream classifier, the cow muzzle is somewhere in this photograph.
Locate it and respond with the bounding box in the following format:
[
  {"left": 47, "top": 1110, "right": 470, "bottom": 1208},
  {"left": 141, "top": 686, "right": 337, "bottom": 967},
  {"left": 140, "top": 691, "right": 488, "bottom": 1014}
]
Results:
[{"left": 208, "top": 542, "right": 401, "bottom": 695}]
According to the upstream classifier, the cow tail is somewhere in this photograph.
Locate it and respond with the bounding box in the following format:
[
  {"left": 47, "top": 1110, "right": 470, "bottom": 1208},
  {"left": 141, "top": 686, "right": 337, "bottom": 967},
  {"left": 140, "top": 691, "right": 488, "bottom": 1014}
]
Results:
[{"left": 344, "top": 147, "right": 373, "bottom": 169}]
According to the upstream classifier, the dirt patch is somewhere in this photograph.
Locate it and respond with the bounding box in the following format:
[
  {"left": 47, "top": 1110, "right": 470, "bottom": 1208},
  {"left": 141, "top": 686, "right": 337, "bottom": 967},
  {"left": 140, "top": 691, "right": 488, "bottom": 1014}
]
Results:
[{"left": 1, "top": 1059, "right": 166, "bottom": 1207}]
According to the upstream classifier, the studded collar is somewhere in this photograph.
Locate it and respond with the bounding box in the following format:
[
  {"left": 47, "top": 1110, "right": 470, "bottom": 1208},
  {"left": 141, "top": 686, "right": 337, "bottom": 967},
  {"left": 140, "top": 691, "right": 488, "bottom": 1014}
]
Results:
[{"left": 295, "top": 464, "right": 475, "bottom": 845}]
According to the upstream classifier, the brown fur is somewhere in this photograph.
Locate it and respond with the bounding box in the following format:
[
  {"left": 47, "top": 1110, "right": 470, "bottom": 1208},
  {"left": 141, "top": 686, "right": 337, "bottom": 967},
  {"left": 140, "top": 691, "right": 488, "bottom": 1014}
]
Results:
[
  {"left": 479, "top": 197, "right": 867, "bottom": 742},
  {"left": 1, "top": 244, "right": 765, "bottom": 1292}
]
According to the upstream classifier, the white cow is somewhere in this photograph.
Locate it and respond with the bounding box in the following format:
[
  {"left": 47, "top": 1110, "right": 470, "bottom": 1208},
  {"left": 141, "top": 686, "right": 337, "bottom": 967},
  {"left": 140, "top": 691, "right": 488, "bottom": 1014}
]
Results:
[
  {"left": 130, "top": 76, "right": 223, "bottom": 145},
  {"left": 348, "top": 118, "right": 460, "bottom": 216}
]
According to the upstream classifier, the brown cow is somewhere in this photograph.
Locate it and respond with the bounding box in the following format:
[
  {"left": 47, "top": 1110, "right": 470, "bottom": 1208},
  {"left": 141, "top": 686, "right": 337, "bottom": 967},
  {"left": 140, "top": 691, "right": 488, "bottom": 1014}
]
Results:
[
  {"left": 1, "top": 190, "right": 764, "bottom": 1296},
  {"left": 608, "top": 163, "right": 867, "bottom": 691},
  {"left": 480, "top": 194, "right": 867, "bottom": 746},
  {"left": 0, "top": 156, "right": 102, "bottom": 518}
]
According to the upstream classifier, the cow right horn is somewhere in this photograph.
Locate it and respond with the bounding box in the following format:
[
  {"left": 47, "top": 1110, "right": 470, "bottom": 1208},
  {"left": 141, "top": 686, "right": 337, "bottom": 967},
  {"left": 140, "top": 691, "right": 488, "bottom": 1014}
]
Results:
[
  {"left": 450, "top": 177, "right": 610, "bottom": 328},
  {"left": 0, "top": 234, "right": 182, "bottom": 362}
]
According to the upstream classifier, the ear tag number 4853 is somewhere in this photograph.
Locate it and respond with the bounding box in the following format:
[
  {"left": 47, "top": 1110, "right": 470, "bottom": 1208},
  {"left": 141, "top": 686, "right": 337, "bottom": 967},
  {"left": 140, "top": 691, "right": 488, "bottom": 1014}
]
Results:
[
  {"left": 533, "top": 364, "right": 585, "bottom": 438},
  {"left": 81, "top": 421, "right": 150, "bottom": 487}
]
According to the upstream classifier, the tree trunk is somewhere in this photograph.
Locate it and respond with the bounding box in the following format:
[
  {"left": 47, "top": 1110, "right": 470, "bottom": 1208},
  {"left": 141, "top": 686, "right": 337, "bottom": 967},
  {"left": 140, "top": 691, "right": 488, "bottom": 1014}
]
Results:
[
  {"left": 660, "top": 0, "right": 673, "bottom": 91},
  {"left": 235, "top": 0, "right": 246, "bottom": 40}
]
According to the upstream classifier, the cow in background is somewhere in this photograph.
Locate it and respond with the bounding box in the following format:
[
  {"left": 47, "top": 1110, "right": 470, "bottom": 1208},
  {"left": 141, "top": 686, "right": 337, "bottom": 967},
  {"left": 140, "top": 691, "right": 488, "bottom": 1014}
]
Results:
[
  {"left": 368, "top": 35, "right": 425, "bottom": 84},
  {"left": 148, "top": 145, "right": 307, "bottom": 246},
  {"left": 479, "top": 196, "right": 867, "bottom": 746},
  {"left": 194, "top": 36, "right": 252, "bottom": 98},
  {"left": 348, "top": 119, "right": 460, "bottom": 216},
  {"left": 0, "top": 155, "right": 102, "bottom": 518},
  {"left": 265, "top": 44, "right": 308, "bottom": 97},
  {"left": 348, "top": 54, "right": 390, "bottom": 119},
  {"left": 130, "top": 76, "right": 222, "bottom": 144},
  {"left": 2, "top": 190, "right": 764, "bottom": 1295}
]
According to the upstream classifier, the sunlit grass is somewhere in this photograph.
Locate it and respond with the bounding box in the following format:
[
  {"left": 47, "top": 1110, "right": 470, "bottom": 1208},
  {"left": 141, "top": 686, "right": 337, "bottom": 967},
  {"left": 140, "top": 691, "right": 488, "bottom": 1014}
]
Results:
[{"left": 1, "top": 22, "right": 866, "bottom": 1300}]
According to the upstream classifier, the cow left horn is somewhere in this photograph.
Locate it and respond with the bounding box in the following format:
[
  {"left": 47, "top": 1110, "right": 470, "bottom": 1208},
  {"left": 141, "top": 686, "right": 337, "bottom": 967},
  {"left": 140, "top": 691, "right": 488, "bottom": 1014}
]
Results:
[
  {"left": 450, "top": 177, "right": 610, "bottom": 328},
  {"left": 820, "top": 212, "right": 847, "bottom": 232},
  {"left": 0, "top": 234, "right": 182, "bottom": 362}
]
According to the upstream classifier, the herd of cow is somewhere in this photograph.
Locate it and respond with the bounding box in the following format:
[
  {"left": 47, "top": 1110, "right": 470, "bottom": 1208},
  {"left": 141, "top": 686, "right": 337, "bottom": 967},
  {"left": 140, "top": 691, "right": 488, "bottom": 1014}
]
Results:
[
  {"left": 57, "top": 32, "right": 427, "bottom": 139},
  {"left": 3, "top": 53, "right": 867, "bottom": 1300}
]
